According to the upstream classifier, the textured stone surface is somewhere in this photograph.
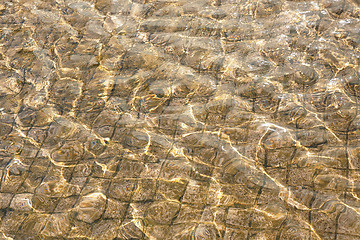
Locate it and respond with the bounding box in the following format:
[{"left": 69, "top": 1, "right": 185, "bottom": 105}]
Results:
[{"left": 0, "top": 0, "right": 360, "bottom": 239}]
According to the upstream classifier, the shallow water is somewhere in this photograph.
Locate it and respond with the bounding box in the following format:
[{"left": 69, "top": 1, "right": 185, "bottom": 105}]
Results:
[{"left": 0, "top": 0, "right": 360, "bottom": 239}]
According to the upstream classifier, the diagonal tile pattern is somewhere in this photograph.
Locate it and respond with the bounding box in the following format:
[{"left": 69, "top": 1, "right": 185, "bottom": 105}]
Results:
[{"left": 0, "top": 0, "right": 360, "bottom": 239}]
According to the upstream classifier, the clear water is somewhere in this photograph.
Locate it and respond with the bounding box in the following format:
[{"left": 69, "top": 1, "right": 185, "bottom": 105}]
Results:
[{"left": 0, "top": 0, "right": 360, "bottom": 239}]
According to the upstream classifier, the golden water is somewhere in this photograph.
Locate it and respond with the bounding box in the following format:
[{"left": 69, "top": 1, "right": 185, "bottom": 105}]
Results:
[{"left": 0, "top": 0, "right": 360, "bottom": 239}]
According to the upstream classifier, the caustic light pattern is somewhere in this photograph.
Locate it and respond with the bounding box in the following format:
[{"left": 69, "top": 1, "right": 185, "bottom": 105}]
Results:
[{"left": 0, "top": 0, "right": 360, "bottom": 239}]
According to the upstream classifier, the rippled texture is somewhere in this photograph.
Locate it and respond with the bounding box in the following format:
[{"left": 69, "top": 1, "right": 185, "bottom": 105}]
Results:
[{"left": 0, "top": 0, "right": 360, "bottom": 239}]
